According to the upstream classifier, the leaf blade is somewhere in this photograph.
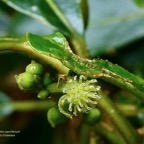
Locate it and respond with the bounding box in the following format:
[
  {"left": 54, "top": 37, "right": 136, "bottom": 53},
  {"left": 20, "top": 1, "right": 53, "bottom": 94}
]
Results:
[
  {"left": 86, "top": 0, "right": 144, "bottom": 56},
  {"left": 3, "top": 0, "right": 47, "bottom": 24},
  {"left": 3, "top": 0, "right": 87, "bottom": 36}
]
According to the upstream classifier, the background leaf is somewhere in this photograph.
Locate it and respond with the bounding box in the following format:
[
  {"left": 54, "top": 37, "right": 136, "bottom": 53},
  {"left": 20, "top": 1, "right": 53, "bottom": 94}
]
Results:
[
  {"left": 9, "top": 13, "right": 53, "bottom": 36},
  {"left": 133, "top": 0, "right": 144, "bottom": 7},
  {"left": 0, "top": 92, "right": 13, "bottom": 118},
  {"left": 43, "top": 0, "right": 86, "bottom": 36},
  {"left": 2, "top": 0, "right": 48, "bottom": 24},
  {"left": 86, "top": 0, "right": 144, "bottom": 56},
  {"left": 3, "top": 0, "right": 87, "bottom": 37},
  {"left": 0, "top": 11, "right": 10, "bottom": 36}
]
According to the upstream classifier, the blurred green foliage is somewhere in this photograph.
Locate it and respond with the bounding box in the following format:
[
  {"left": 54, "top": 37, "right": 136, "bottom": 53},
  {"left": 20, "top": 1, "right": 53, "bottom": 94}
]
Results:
[{"left": 0, "top": 0, "right": 144, "bottom": 144}]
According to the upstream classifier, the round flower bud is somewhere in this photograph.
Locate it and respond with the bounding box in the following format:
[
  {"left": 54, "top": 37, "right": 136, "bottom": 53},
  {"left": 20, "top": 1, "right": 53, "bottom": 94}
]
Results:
[
  {"left": 47, "top": 107, "right": 67, "bottom": 127},
  {"left": 25, "top": 61, "right": 44, "bottom": 76},
  {"left": 83, "top": 108, "right": 101, "bottom": 125},
  {"left": 37, "top": 89, "right": 49, "bottom": 99},
  {"left": 15, "top": 72, "right": 35, "bottom": 91}
]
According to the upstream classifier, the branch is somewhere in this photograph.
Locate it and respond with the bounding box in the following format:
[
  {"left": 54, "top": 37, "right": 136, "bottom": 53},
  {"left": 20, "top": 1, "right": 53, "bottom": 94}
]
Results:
[{"left": 0, "top": 38, "right": 69, "bottom": 74}]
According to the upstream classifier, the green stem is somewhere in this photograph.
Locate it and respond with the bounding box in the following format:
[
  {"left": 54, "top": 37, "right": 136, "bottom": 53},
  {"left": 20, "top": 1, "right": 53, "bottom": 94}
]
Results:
[
  {"left": 116, "top": 103, "right": 144, "bottom": 117},
  {"left": 79, "top": 124, "right": 90, "bottom": 144},
  {"left": 0, "top": 38, "right": 69, "bottom": 74},
  {"left": 46, "top": 83, "right": 63, "bottom": 93},
  {"left": 99, "top": 94, "right": 140, "bottom": 144},
  {"left": 11, "top": 100, "right": 56, "bottom": 112},
  {"left": 95, "top": 124, "right": 126, "bottom": 144},
  {"left": 70, "top": 36, "right": 90, "bottom": 58}
]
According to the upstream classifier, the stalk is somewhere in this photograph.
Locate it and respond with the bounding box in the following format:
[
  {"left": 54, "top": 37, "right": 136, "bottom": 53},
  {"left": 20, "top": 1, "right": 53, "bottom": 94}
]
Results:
[
  {"left": 0, "top": 38, "right": 69, "bottom": 74},
  {"left": 11, "top": 100, "right": 56, "bottom": 112},
  {"left": 99, "top": 94, "right": 140, "bottom": 144}
]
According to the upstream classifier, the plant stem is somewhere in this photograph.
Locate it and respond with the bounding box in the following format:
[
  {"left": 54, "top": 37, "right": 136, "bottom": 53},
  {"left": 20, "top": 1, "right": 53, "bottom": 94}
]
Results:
[
  {"left": 70, "top": 35, "right": 90, "bottom": 58},
  {"left": 95, "top": 124, "right": 127, "bottom": 144},
  {"left": 116, "top": 103, "right": 144, "bottom": 117},
  {"left": 11, "top": 100, "right": 56, "bottom": 112},
  {"left": 46, "top": 83, "right": 63, "bottom": 93},
  {"left": 99, "top": 94, "right": 140, "bottom": 144},
  {"left": 79, "top": 124, "right": 90, "bottom": 144},
  {"left": 0, "top": 38, "right": 69, "bottom": 74}
]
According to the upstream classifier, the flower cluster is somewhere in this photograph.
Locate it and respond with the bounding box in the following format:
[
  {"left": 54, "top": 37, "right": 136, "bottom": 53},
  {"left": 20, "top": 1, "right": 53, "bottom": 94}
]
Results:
[
  {"left": 15, "top": 61, "right": 52, "bottom": 99},
  {"left": 58, "top": 75, "right": 101, "bottom": 118},
  {"left": 15, "top": 61, "right": 44, "bottom": 92}
]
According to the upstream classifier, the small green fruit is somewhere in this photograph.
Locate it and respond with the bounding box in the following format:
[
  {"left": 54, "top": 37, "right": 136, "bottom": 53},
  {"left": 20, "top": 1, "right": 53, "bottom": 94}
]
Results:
[
  {"left": 37, "top": 89, "right": 49, "bottom": 99},
  {"left": 47, "top": 107, "right": 67, "bottom": 127},
  {"left": 15, "top": 72, "right": 35, "bottom": 91},
  {"left": 26, "top": 61, "right": 44, "bottom": 76},
  {"left": 43, "top": 73, "right": 52, "bottom": 86},
  {"left": 83, "top": 108, "right": 101, "bottom": 125}
]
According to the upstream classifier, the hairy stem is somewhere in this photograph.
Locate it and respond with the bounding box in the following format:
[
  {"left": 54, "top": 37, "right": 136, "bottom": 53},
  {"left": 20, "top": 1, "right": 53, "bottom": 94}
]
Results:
[{"left": 0, "top": 38, "right": 69, "bottom": 74}]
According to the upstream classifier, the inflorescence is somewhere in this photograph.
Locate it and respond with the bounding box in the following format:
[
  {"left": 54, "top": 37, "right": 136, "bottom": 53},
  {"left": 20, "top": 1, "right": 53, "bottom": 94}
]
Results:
[{"left": 58, "top": 75, "right": 101, "bottom": 118}]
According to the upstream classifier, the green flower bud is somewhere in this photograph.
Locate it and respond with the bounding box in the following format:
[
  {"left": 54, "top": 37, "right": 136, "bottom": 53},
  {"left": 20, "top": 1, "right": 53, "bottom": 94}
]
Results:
[
  {"left": 15, "top": 72, "right": 36, "bottom": 91},
  {"left": 37, "top": 89, "right": 49, "bottom": 99},
  {"left": 26, "top": 61, "right": 44, "bottom": 76},
  {"left": 43, "top": 73, "right": 52, "bottom": 86},
  {"left": 34, "top": 74, "right": 42, "bottom": 85},
  {"left": 47, "top": 107, "right": 67, "bottom": 127},
  {"left": 83, "top": 108, "right": 101, "bottom": 125},
  {"left": 15, "top": 72, "right": 42, "bottom": 92}
]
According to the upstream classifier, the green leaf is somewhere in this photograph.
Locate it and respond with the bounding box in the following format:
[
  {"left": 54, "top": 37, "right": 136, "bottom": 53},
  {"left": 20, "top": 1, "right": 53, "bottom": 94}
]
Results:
[
  {"left": 40, "top": 0, "right": 86, "bottom": 36},
  {"left": 2, "top": 0, "right": 47, "bottom": 24},
  {"left": 86, "top": 0, "right": 144, "bottom": 56},
  {"left": 27, "top": 32, "right": 70, "bottom": 59},
  {"left": 0, "top": 11, "right": 10, "bottom": 36},
  {"left": 133, "top": 0, "right": 144, "bottom": 7},
  {"left": 27, "top": 32, "right": 144, "bottom": 101},
  {"left": 9, "top": 13, "right": 53, "bottom": 36},
  {"left": 3, "top": 0, "right": 87, "bottom": 37}
]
